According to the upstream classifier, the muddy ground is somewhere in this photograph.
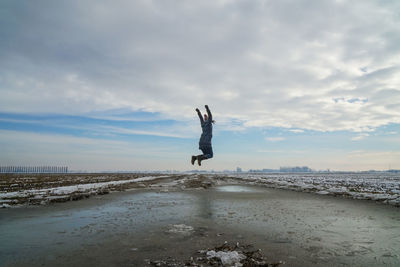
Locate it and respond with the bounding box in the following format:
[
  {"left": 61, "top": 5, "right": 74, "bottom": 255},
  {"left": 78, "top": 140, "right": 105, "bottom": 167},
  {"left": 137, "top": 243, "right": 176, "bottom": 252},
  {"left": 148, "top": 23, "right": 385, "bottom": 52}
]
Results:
[{"left": 1, "top": 174, "right": 399, "bottom": 266}]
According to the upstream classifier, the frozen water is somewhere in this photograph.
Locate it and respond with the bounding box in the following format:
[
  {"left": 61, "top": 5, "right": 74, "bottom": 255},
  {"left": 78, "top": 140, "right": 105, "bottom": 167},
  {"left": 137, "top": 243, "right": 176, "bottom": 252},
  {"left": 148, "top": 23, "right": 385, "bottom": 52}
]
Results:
[
  {"left": 167, "top": 224, "right": 194, "bottom": 235},
  {"left": 206, "top": 250, "right": 246, "bottom": 266},
  {"left": 215, "top": 185, "right": 263, "bottom": 193},
  {"left": 224, "top": 173, "right": 400, "bottom": 206},
  {"left": 1, "top": 185, "right": 399, "bottom": 266}
]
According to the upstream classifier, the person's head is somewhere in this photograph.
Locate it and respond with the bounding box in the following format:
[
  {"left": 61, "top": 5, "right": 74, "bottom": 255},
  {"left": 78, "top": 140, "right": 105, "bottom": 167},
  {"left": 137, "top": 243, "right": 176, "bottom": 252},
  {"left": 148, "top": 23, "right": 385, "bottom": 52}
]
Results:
[{"left": 204, "top": 114, "right": 208, "bottom": 121}]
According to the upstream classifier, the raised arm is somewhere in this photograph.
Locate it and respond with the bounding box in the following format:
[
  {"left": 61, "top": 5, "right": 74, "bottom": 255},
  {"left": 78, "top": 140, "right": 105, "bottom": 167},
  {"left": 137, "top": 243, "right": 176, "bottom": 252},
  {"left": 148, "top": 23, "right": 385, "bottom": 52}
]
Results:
[
  {"left": 196, "top": 108, "right": 204, "bottom": 123},
  {"left": 205, "top": 105, "right": 212, "bottom": 121}
]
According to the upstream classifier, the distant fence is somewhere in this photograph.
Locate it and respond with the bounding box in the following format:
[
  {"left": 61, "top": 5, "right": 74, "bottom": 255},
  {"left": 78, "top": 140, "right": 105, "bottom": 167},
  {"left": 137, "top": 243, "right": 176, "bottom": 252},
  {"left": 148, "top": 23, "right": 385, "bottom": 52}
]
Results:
[{"left": 0, "top": 166, "right": 68, "bottom": 173}]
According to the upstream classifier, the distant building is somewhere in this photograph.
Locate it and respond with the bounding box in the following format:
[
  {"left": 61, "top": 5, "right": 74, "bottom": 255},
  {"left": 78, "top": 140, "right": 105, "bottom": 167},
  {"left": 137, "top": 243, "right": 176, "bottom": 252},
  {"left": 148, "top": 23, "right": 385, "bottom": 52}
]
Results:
[
  {"left": 280, "top": 166, "right": 312, "bottom": 173},
  {"left": 236, "top": 167, "right": 242, "bottom": 173},
  {"left": 249, "top": 168, "right": 278, "bottom": 173},
  {"left": 0, "top": 166, "right": 68, "bottom": 173}
]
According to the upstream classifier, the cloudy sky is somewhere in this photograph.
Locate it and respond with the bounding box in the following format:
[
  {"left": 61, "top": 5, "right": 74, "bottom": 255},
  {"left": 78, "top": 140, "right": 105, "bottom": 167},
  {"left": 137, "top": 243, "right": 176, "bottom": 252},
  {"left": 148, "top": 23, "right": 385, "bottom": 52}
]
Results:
[{"left": 1, "top": 0, "right": 399, "bottom": 171}]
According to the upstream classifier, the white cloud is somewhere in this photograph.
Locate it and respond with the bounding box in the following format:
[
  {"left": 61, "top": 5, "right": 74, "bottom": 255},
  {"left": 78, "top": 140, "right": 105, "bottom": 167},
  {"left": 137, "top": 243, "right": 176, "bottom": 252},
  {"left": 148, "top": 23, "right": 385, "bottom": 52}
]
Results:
[
  {"left": 351, "top": 133, "right": 370, "bottom": 141},
  {"left": 0, "top": 130, "right": 188, "bottom": 171},
  {"left": 289, "top": 129, "right": 304, "bottom": 133},
  {"left": 1, "top": 0, "right": 400, "bottom": 133},
  {"left": 96, "top": 125, "right": 191, "bottom": 139},
  {"left": 257, "top": 149, "right": 304, "bottom": 154},
  {"left": 265, "top": 137, "right": 285, "bottom": 142}
]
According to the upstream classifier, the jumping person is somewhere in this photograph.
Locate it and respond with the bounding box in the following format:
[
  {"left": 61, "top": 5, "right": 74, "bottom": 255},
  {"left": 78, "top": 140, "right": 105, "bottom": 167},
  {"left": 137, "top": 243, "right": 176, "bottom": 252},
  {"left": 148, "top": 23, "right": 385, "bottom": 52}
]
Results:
[{"left": 191, "top": 105, "right": 214, "bottom": 166}]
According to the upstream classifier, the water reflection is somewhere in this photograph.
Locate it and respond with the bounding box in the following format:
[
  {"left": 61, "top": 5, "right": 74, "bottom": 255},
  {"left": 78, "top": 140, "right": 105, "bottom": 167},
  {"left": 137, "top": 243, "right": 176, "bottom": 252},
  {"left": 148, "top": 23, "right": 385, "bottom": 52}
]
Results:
[{"left": 215, "top": 185, "right": 264, "bottom": 193}]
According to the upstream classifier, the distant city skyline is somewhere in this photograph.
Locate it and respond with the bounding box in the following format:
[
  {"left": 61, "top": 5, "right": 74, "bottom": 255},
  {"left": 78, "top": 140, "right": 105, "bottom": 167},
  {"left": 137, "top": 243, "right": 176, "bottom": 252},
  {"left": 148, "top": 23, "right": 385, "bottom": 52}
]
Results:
[
  {"left": 1, "top": 1, "right": 399, "bottom": 171},
  {"left": 1, "top": 164, "right": 399, "bottom": 174}
]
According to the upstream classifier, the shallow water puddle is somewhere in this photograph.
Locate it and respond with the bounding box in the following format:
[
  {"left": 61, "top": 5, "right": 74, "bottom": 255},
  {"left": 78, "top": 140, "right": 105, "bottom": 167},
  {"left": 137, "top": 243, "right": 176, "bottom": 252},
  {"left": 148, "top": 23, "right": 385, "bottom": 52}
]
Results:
[
  {"left": 215, "top": 185, "right": 264, "bottom": 193},
  {"left": 1, "top": 186, "right": 399, "bottom": 266}
]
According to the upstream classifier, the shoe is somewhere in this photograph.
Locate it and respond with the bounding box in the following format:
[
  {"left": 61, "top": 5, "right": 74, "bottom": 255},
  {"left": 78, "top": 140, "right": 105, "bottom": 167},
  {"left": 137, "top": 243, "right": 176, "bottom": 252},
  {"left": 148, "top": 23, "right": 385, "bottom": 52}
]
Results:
[
  {"left": 197, "top": 155, "right": 206, "bottom": 166},
  {"left": 191, "top": 155, "right": 196, "bottom": 165}
]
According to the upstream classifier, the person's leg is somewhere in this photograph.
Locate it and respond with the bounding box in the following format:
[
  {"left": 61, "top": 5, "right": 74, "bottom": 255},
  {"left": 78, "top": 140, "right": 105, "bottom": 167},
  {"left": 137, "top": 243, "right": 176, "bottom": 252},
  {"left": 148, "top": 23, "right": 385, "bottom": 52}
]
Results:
[
  {"left": 197, "top": 146, "right": 213, "bottom": 166},
  {"left": 204, "top": 146, "right": 213, "bottom": 159},
  {"left": 191, "top": 155, "right": 197, "bottom": 165}
]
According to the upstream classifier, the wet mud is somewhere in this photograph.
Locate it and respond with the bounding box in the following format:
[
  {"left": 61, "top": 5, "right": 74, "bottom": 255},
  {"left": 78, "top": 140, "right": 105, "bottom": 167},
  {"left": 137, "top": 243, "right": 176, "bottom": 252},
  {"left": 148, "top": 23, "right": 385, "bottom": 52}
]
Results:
[{"left": 1, "top": 182, "right": 399, "bottom": 266}]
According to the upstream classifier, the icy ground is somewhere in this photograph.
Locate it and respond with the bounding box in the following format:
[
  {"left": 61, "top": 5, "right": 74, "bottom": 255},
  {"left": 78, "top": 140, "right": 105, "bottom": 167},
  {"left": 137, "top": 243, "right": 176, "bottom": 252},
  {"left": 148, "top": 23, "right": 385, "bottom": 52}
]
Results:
[
  {"left": 1, "top": 180, "right": 399, "bottom": 266},
  {"left": 0, "top": 173, "right": 173, "bottom": 207},
  {"left": 225, "top": 172, "right": 400, "bottom": 207},
  {"left": 147, "top": 240, "right": 282, "bottom": 267},
  {"left": 1, "top": 172, "right": 399, "bottom": 208}
]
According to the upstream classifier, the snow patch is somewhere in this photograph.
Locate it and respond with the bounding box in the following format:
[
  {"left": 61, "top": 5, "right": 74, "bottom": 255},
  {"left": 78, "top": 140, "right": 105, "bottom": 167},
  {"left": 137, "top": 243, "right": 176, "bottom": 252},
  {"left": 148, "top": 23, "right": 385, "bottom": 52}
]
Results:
[
  {"left": 224, "top": 173, "right": 400, "bottom": 207},
  {"left": 0, "top": 175, "right": 170, "bottom": 206},
  {"left": 1, "top": 175, "right": 168, "bottom": 199},
  {"left": 206, "top": 250, "right": 246, "bottom": 266},
  {"left": 167, "top": 224, "right": 194, "bottom": 235}
]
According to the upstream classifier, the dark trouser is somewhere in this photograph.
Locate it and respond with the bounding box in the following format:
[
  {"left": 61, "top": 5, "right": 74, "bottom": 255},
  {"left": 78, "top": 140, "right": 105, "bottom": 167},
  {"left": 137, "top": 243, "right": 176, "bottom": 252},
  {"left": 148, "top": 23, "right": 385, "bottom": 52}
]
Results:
[{"left": 199, "top": 146, "right": 213, "bottom": 159}]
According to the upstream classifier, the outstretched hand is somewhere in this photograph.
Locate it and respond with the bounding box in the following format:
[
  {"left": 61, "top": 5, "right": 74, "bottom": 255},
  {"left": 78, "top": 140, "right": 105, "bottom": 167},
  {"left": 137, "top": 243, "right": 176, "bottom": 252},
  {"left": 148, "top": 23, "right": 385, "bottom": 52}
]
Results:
[
  {"left": 195, "top": 108, "right": 200, "bottom": 113},
  {"left": 205, "top": 105, "right": 209, "bottom": 109}
]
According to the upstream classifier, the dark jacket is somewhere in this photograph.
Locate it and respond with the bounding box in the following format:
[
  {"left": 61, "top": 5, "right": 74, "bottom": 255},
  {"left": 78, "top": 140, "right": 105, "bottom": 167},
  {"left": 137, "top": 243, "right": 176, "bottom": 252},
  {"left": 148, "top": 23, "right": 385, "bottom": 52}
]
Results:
[{"left": 197, "top": 106, "right": 213, "bottom": 148}]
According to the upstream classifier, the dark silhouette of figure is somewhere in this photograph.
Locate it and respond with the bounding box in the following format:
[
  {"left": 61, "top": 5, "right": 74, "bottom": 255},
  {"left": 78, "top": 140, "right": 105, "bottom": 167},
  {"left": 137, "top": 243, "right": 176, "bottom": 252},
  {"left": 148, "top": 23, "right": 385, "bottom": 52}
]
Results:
[{"left": 192, "top": 105, "right": 214, "bottom": 166}]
